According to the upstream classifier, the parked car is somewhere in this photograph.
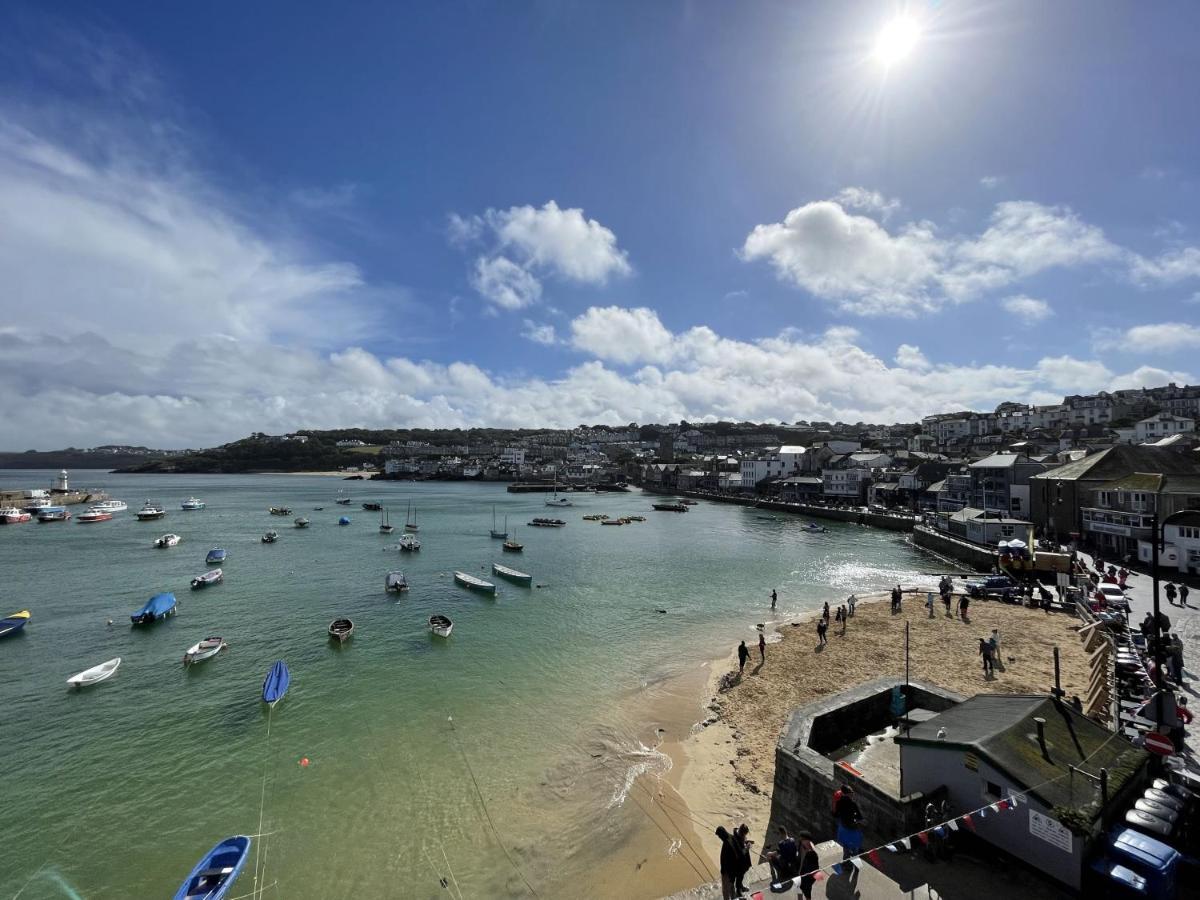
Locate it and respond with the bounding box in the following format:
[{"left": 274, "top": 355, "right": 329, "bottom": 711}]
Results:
[
  {"left": 1097, "top": 583, "right": 1131, "bottom": 611},
  {"left": 964, "top": 574, "right": 1019, "bottom": 599}
]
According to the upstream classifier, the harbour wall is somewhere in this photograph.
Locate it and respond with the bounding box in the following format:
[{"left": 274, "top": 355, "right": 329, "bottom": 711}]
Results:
[
  {"left": 0, "top": 489, "right": 105, "bottom": 507},
  {"left": 911, "top": 524, "right": 996, "bottom": 572},
  {"left": 639, "top": 485, "right": 916, "bottom": 529}
]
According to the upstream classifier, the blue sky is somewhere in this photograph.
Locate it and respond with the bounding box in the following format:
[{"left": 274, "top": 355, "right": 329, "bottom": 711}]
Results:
[{"left": 1, "top": 1, "right": 1198, "bottom": 447}]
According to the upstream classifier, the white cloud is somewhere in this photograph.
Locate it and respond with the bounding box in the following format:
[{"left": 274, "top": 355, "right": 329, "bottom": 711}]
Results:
[
  {"left": 894, "top": 344, "right": 931, "bottom": 370},
  {"left": 833, "top": 187, "right": 900, "bottom": 219},
  {"left": 569, "top": 306, "right": 677, "bottom": 365},
  {"left": 979, "top": 175, "right": 1003, "bottom": 189},
  {"left": 1001, "top": 295, "right": 1054, "bottom": 321},
  {"left": 1129, "top": 247, "right": 1200, "bottom": 285},
  {"left": 521, "top": 320, "right": 558, "bottom": 345},
  {"left": 1034, "top": 356, "right": 1112, "bottom": 392},
  {"left": 470, "top": 256, "right": 542, "bottom": 310},
  {"left": 1120, "top": 323, "right": 1200, "bottom": 353}
]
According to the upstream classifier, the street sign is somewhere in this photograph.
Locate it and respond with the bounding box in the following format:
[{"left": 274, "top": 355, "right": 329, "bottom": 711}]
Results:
[{"left": 1144, "top": 732, "right": 1174, "bottom": 756}]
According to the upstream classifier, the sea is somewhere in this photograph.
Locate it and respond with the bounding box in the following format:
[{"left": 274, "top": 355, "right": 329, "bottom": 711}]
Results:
[{"left": 0, "top": 471, "right": 942, "bottom": 898}]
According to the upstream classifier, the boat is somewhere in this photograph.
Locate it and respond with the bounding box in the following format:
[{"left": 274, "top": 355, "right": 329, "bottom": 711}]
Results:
[
  {"left": 136, "top": 501, "right": 166, "bottom": 520},
  {"left": 652, "top": 503, "right": 688, "bottom": 512},
  {"left": 173, "top": 835, "right": 251, "bottom": 900},
  {"left": 328, "top": 618, "right": 354, "bottom": 643},
  {"left": 184, "top": 637, "right": 226, "bottom": 664},
  {"left": 454, "top": 571, "right": 496, "bottom": 594},
  {"left": 130, "top": 592, "right": 177, "bottom": 625},
  {"left": 398, "top": 533, "right": 421, "bottom": 551},
  {"left": 335, "top": 490, "right": 352, "bottom": 506},
  {"left": 22, "top": 496, "right": 51, "bottom": 513},
  {"left": 379, "top": 508, "right": 394, "bottom": 534},
  {"left": 802, "top": 522, "right": 828, "bottom": 534},
  {"left": 385, "top": 570, "right": 409, "bottom": 592},
  {"left": 67, "top": 657, "right": 121, "bottom": 688},
  {"left": 37, "top": 507, "right": 70, "bottom": 522},
  {"left": 181, "top": 497, "right": 206, "bottom": 510},
  {"left": 91, "top": 499, "right": 127, "bottom": 513},
  {"left": 546, "top": 475, "right": 573, "bottom": 507},
  {"left": 262, "top": 530, "right": 279, "bottom": 543},
  {"left": 155, "top": 533, "right": 181, "bottom": 548},
  {"left": 0, "top": 507, "right": 32, "bottom": 524},
  {"left": 601, "top": 518, "right": 623, "bottom": 525},
  {"left": 191, "top": 568, "right": 223, "bottom": 589},
  {"left": 429, "top": 614, "right": 453, "bottom": 637},
  {"left": 262, "top": 660, "right": 290, "bottom": 707},
  {"left": 404, "top": 501, "right": 419, "bottom": 532},
  {"left": 528, "top": 517, "right": 565, "bottom": 527},
  {"left": 76, "top": 507, "right": 114, "bottom": 523},
  {"left": 0, "top": 610, "right": 31, "bottom": 638},
  {"left": 490, "top": 507, "right": 507, "bottom": 539},
  {"left": 269, "top": 506, "right": 292, "bottom": 516},
  {"left": 362, "top": 501, "right": 382, "bottom": 512},
  {"left": 491, "top": 563, "right": 532, "bottom": 586},
  {"left": 294, "top": 516, "right": 310, "bottom": 528},
  {"left": 626, "top": 515, "right": 645, "bottom": 522},
  {"left": 205, "top": 548, "right": 228, "bottom": 565},
  {"left": 502, "top": 536, "right": 524, "bottom": 552},
  {"left": 681, "top": 499, "right": 698, "bottom": 506},
  {"left": 582, "top": 514, "right": 609, "bottom": 521},
  {"left": 338, "top": 515, "right": 351, "bottom": 526}
]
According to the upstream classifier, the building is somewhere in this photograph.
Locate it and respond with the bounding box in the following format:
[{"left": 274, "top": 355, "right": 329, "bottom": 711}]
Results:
[
  {"left": 1150, "top": 510, "right": 1200, "bottom": 575},
  {"left": 898, "top": 694, "right": 1149, "bottom": 891},
  {"left": 776, "top": 475, "right": 823, "bottom": 502},
  {"left": 336, "top": 439, "right": 367, "bottom": 447},
  {"left": 966, "top": 452, "right": 1049, "bottom": 517},
  {"left": 938, "top": 507, "right": 1033, "bottom": 546},
  {"left": 822, "top": 468, "right": 870, "bottom": 502},
  {"left": 1135, "top": 412, "right": 1195, "bottom": 444},
  {"left": 1082, "top": 473, "right": 1200, "bottom": 559},
  {"left": 499, "top": 447, "right": 526, "bottom": 467}
]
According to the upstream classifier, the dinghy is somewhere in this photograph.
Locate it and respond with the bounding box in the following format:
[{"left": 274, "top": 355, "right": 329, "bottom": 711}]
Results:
[
  {"left": 429, "top": 614, "right": 453, "bottom": 638},
  {"left": 191, "top": 568, "right": 223, "bottom": 589},
  {"left": 67, "top": 657, "right": 121, "bottom": 688},
  {"left": 0, "top": 609, "right": 31, "bottom": 638},
  {"left": 262, "top": 660, "right": 290, "bottom": 707},
  {"left": 362, "top": 501, "right": 382, "bottom": 512},
  {"left": 184, "top": 637, "right": 226, "bottom": 665},
  {"left": 173, "top": 835, "right": 251, "bottom": 900},
  {"left": 338, "top": 516, "right": 351, "bottom": 526},
  {"left": 385, "top": 570, "right": 409, "bottom": 593},
  {"left": 294, "top": 517, "right": 310, "bottom": 528},
  {"left": 154, "top": 533, "right": 181, "bottom": 548},
  {"left": 262, "top": 530, "right": 279, "bottom": 543},
  {"left": 491, "top": 563, "right": 532, "bottom": 586},
  {"left": 268, "top": 506, "right": 292, "bottom": 516},
  {"left": 454, "top": 571, "right": 496, "bottom": 594},
  {"left": 328, "top": 618, "right": 354, "bottom": 643},
  {"left": 131, "top": 592, "right": 177, "bottom": 625},
  {"left": 205, "top": 548, "right": 227, "bottom": 565}
]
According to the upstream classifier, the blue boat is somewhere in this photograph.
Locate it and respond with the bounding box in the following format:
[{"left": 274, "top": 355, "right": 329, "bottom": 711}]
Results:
[
  {"left": 0, "top": 609, "right": 31, "bottom": 638},
  {"left": 205, "top": 548, "right": 228, "bottom": 565},
  {"left": 262, "top": 660, "right": 290, "bottom": 706},
  {"left": 130, "top": 592, "right": 177, "bottom": 625},
  {"left": 338, "top": 516, "right": 350, "bottom": 526},
  {"left": 173, "top": 835, "right": 251, "bottom": 900}
]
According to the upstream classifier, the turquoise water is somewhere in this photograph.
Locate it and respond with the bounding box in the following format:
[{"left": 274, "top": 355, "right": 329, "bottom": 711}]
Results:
[{"left": 0, "top": 472, "right": 939, "bottom": 898}]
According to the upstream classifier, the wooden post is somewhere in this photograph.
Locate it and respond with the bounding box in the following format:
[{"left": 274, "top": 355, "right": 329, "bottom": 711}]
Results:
[{"left": 1052, "top": 645, "right": 1064, "bottom": 699}]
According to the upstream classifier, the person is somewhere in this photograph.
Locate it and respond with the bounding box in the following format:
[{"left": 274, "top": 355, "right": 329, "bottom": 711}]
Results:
[
  {"left": 959, "top": 593, "right": 970, "bottom": 621},
  {"left": 1070, "top": 694, "right": 1083, "bottom": 713},
  {"left": 979, "top": 637, "right": 994, "bottom": 677},
  {"left": 848, "top": 594, "right": 856, "bottom": 616},
  {"left": 925, "top": 591, "right": 935, "bottom": 618},
  {"left": 943, "top": 588, "right": 953, "bottom": 616},
  {"left": 822, "top": 601, "right": 830, "bottom": 622},
  {"left": 989, "top": 628, "right": 1001, "bottom": 660},
  {"left": 733, "top": 823, "right": 753, "bottom": 895},
  {"left": 833, "top": 784, "right": 864, "bottom": 856},
  {"left": 759, "top": 631, "right": 767, "bottom": 663},
  {"left": 768, "top": 827, "right": 799, "bottom": 882},
  {"left": 1140, "top": 612, "right": 1155, "bottom": 640},
  {"left": 771, "top": 588, "right": 778, "bottom": 610},
  {"left": 1169, "top": 634, "right": 1185, "bottom": 684},
  {"left": 1166, "top": 583, "right": 1178, "bottom": 607},
  {"left": 817, "top": 617, "right": 828, "bottom": 646},
  {"left": 1178, "top": 695, "right": 1193, "bottom": 726},
  {"left": 1118, "top": 567, "right": 1129, "bottom": 589},
  {"left": 891, "top": 585, "right": 903, "bottom": 612},
  {"left": 737, "top": 640, "right": 749, "bottom": 674},
  {"left": 714, "top": 826, "right": 738, "bottom": 900},
  {"left": 797, "top": 832, "right": 819, "bottom": 900},
  {"left": 839, "top": 604, "right": 848, "bottom": 634},
  {"left": 1181, "top": 583, "right": 1191, "bottom": 608}
]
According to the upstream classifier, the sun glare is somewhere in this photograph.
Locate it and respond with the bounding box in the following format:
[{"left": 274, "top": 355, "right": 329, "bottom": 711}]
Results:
[{"left": 873, "top": 15, "right": 921, "bottom": 66}]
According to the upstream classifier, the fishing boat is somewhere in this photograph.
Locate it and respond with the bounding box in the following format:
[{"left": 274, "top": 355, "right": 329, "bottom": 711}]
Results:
[
  {"left": 92, "top": 499, "right": 127, "bottom": 513},
  {"left": 379, "top": 508, "right": 394, "bottom": 534},
  {"left": 173, "top": 835, "right": 251, "bottom": 900},
  {"left": 191, "top": 568, "right": 223, "bottom": 589},
  {"left": 262, "top": 660, "right": 290, "bottom": 707},
  {"left": 0, "top": 506, "right": 32, "bottom": 524},
  {"left": 154, "top": 533, "right": 181, "bottom": 548},
  {"left": 502, "top": 536, "right": 524, "bottom": 552},
  {"left": 294, "top": 516, "right": 310, "bottom": 528},
  {"left": 601, "top": 518, "right": 623, "bottom": 525},
  {"left": 67, "top": 657, "right": 121, "bottom": 688},
  {"left": 491, "top": 563, "right": 532, "bottom": 586},
  {"left": 181, "top": 497, "right": 206, "bottom": 510},
  {"left": 385, "top": 570, "right": 409, "bottom": 592},
  {"left": 681, "top": 499, "right": 698, "bottom": 506},
  {"left": 335, "top": 490, "right": 352, "bottom": 505},
  {"left": 136, "top": 501, "right": 166, "bottom": 520},
  {"left": 328, "top": 618, "right": 354, "bottom": 643},
  {"left": 37, "top": 507, "right": 70, "bottom": 522},
  {"left": 454, "top": 571, "right": 496, "bottom": 594},
  {"left": 528, "top": 517, "right": 565, "bottom": 527},
  {"left": 429, "top": 614, "right": 453, "bottom": 637},
  {"left": 22, "top": 497, "right": 50, "bottom": 513},
  {"left": 652, "top": 502, "right": 688, "bottom": 512},
  {"left": 398, "top": 533, "right": 421, "bottom": 551},
  {"left": 269, "top": 506, "right": 292, "bottom": 516},
  {"left": 184, "top": 637, "right": 226, "bottom": 664},
  {"left": 404, "top": 501, "right": 419, "bottom": 532},
  {"left": 338, "top": 516, "right": 351, "bottom": 526},
  {"left": 802, "top": 522, "right": 828, "bottom": 534},
  {"left": 262, "top": 530, "right": 279, "bottom": 543},
  {"left": 490, "top": 506, "right": 507, "bottom": 539},
  {"left": 582, "top": 514, "right": 609, "bottom": 521},
  {"left": 362, "top": 501, "right": 382, "bottom": 512},
  {"left": 76, "top": 507, "right": 114, "bottom": 523},
  {"left": 205, "top": 548, "right": 228, "bottom": 565},
  {"left": 130, "top": 592, "right": 177, "bottom": 625},
  {"left": 0, "top": 609, "right": 31, "bottom": 638}
]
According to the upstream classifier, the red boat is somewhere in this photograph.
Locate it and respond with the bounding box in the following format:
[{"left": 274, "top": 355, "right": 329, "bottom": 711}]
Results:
[
  {"left": 0, "top": 507, "right": 32, "bottom": 524},
  {"left": 77, "top": 508, "right": 114, "bottom": 524}
]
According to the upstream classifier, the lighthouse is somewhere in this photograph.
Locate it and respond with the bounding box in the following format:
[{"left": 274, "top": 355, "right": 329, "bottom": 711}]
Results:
[{"left": 55, "top": 470, "right": 69, "bottom": 492}]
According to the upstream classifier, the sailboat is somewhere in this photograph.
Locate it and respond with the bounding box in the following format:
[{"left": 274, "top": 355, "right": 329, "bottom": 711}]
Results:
[
  {"left": 379, "top": 508, "right": 394, "bottom": 534},
  {"left": 335, "top": 488, "right": 351, "bottom": 506},
  {"left": 404, "top": 501, "right": 419, "bottom": 532},
  {"left": 490, "top": 506, "right": 507, "bottom": 539},
  {"left": 503, "top": 524, "right": 524, "bottom": 553},
  {"left": 545, "top": 474, "right": 572, "bottom": 507}
]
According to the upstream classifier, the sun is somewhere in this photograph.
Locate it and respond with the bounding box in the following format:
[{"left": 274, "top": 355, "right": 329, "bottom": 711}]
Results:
[{"left": 873, "top": 15, "right": 921, "bottom": 66}]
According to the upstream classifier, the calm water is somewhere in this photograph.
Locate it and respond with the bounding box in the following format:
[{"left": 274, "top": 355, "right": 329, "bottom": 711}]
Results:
[{"left": 0, "top": 472, "right": 939, "bottom": 898}]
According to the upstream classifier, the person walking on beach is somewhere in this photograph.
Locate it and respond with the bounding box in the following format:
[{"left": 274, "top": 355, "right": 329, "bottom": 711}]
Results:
[
  {"left": 759, "top": 631, "right": 766, "bottom": 663},
  {"left": 714, "top": 826, "right": 738, "bottom": 900},
  {"left": 1166, "top": 583, "right": 1178, "bottom": 607},
  {"left": 1181, "top": 583, "right": 1191, "bottom": 608},
  {"left": 958, "top": 592, "right": 969, "bottom": 621},
  {"left": 839, "top": 604, "right": 848, "bottom": 635},
  {"left": 737, "top": 640, "right": 750, "bottom": 674},
  {"left": 817, "top": 617, "right": 828, "bottom": 646},
  {"left": 848, "top": 594, "right": 856, "bottom": 617},
  {"left": 822, "top": 601, "right": 830, "bottom": 622},
  {"left": 771, "top": 588, "right": 778, "bottom": 611},
  {"left": 926, "top": 591, "right": 935, "bottom": 618},
  {"left": 979, "top": 637, "right": 994, "bottom": 677}
]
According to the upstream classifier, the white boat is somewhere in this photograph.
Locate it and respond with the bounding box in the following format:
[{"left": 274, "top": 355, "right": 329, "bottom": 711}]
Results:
[
  {"left": 154, "top": 533, "right": 181, "bottom": 548},
  {"left": 335, "top": 489, "right": 352, "bottom": 506},
  {"left": 380, "top": 508, "right": 394, "bottom": 534},
  {"left": 429, "top": 615, "right": 453, "bottom": 637},
  {"left": 294, "top": 517, "right": 310, "bottom": 528},
  {"left": 22, "top": 497, "right": 51, "bottom": 513},
  {"left": 136, "top": 501, "right": 166, "bottom": 520},
  {"left": 398, "top": 533, "right": 421, "bottom": 552},
  {"left": 0, "top": 507, "right": 32, "bottom": 524},
  {"left": 67, "top": 657, "right": 121, "bottom": 688},
  {"left": 91, "top": 499, "right": 127, "bottom": 513},
  {"left": 181, "top": 497, "right": 206, "bottom": 510},
  {"left": 191, "top": 568, "right": 223, "bottom": 589},
  {"left": 262, "top": 530, "right": 279, "bottom": 543},
  {"left": 184, "top": 637, "right": 226, "bottom": 665},
  {"left": 404, "top": 501, "right": 419, "bottom": 532},
  {"left": 546, "top": 476, "right": 572, "bottom": 507},
  {"left": 454, "top": 571, "right": 496, "bottom": 594},
  {"left": 37, "top": 507, "right": 70, "bottom": 522},
  {"left": 385, "top": 570, "right": 409, "bottom": 592},
  {"left": 77, "top": 507, "right": 114, "bottom": 523}
]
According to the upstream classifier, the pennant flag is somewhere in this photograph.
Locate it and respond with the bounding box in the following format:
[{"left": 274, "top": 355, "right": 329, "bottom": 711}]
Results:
[
  {"left": 832, "top": 864, "right": 843, "bottom": 876},
  {"left": 998, "top": 800, "right": 1010, "bottom": 811},
  {"left": 934, "top": 826, "right": 947, "bottom": 838},
  {"left": 849, "top": 858, "right": 863, "bottom": 871},
  {"left": 947, "top": 820, "right": 959, "bottom": 832},
  {"left": 962, "top": 814, "right": 976, "bottom": 831},
  {"left": 900, "top": 837, "right": 911, "bottom": 850},
  {"left": 979, "top": 807, "right": 988, "bottom": 818},
  {"left": 1010, "top": 795, "right": 1021, "bottom": 808},
  {"left": 886, "top": 843, "right": 900, "bottom": 853},
  {"left": 990, "top": 803, "right": 1001, "bottom": 813},
  {"left": 814, "top": 872, "right": 826, "bottom": 882},
  {"left": 868, "top": 849, "right": 883, "bottom": 867},
  {"left": 917, "top": 832, "right": 930, "bottom": 845}
]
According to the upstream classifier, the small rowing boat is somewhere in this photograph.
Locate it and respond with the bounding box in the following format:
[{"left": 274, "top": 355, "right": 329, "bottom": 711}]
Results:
[
  {"left": 269, "top": 506, "right": 292, "bottom": 516},
  {"left": 429, "top": 614, "right": 453, "bottom": 637},
  {"left": 294, "top": 516, "right": 310, "bottom": 528},
  {"left": 155, "top": 533, "right": 180, "bottom": 548},
  {"left": 328, "top": 618, "right": 354, "bottom": 643},
  {"left": 262, "top": 530, "right": 278, "bottom": 543},
  {"left": 385, "top": 570, "right": 409, "bottom": 593},
  {"left": 173, "top": 835, "right": 251, "bottom": 900},
  {"left": 191, "top": 568, "right": 223, "bottom": 589},
  {"left": 491, "top": 563, "right": 532, "bottom": 586},
  {"left": 184, "top": 637, "right": 226, "bottom": 665},
  {"left": 262, "top": 660, "right": 290, "bottom": 707},
  {"left": 0, "top": 609, "right": 31, "bottom": 638},
  {"left": 454, "top": 571, "right": 496, "bottom": 594},
  {"left": 67, "top": 657, "right": 121, "bottom": 688}
]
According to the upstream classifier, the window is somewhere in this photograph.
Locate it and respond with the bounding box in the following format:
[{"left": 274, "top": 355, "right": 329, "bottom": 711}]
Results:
[{"left": 984, "top": 780, "right": 1003, "bottom": 801}]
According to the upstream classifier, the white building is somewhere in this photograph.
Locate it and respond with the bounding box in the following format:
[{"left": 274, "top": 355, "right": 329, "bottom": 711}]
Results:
[
  {"left": 336, "top": 439, "right": 367, "bottom": 448},
  {"left": 822, "top": 468, "right": 870, "bottom": 501},
  {"left": 499, "top": 447, "right": 526, "bottom": 467},
  {"left": 1135, "top": 412, "right": 1195, "bottom": 444}
]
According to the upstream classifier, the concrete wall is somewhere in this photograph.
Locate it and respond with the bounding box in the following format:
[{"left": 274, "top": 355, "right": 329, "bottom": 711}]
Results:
[
  {"left": 756, "top": 500, "right": 915, "bottom": 531},
  {"left": 911, "top": 524, "right": 996, "bottom": 571}
]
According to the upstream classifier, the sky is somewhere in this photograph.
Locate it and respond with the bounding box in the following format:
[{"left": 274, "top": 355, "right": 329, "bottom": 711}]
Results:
[{"left": 1, "top": 1, "right": 1198, "bottom": 449}]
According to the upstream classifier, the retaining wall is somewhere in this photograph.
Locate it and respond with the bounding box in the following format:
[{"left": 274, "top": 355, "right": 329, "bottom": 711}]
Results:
[{"left": 911, "top": 524, "right": 997, "bottom": 572}]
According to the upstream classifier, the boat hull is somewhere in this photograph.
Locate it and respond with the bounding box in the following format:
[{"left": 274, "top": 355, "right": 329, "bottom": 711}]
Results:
[
  {"left": 429, "top": 616, "right": 453, "bottom": 637},
  {"left": 185, "top": 639, "right": 226, "bottom": 664},
  {"left": 0, "top": 610, "right": 31, "bottom": 638},
  {"left": 67, "top": 657, "right": 121, "bottom": 687},
  {"left": 130, "top": 593, "right": 177, "bottom": 625},
  {"left": 454, "top": 572, "right": 496, "bottom": 594},
  {"left": 492, "top": 564, "right": 532, "bottom": 586},
  {"left": 173, "top": 835, "right": 251, "bottom": 900}
]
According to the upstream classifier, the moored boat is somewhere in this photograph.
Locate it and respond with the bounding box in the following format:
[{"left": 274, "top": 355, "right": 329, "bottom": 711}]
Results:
[
  {"left": 205, "top": 548, "right": 227, "bottom": 565},
  {"left": 131, "top": 592, "right": 177, "bottom": 625},
  {"left": 582, "top": 514, "right": 609, "bottom": 521},
  {"left": 155, "top": 533, "right": 181, "bottom": 548},
  {"left": 136, "top": 501, "right": 166, "bottom": 520},
  {"left": 294, "top": 517, "right": 310, "bottom": 528},
  {"left": 36, "top": 507, "right": 70, "bottom": 522},
  {"left": 181, "top": 497, "right": 206, "bottom": 510},
  {"left": 652, "top": 503, "right": 688, "bottom": 512},
  {"left": 269, "top": 506, "right": 293, "bottom": 516},
  {"left": 173, "top": 835, "right": 251, "bottom": 900},
  {"left": 184, "top": 637, "right": 227, "bottom": 664},
  {"left": 328, "top": 618, "right": 354, "bottom": 643},
  {"left": 429, "top": 614, "right": 453, "bottom": 637},
  {"left": 545, "top": 496, "right": 572, "bottom": 507},
  {"left": 335, "top": 490, "right": 351, "bottom": 505},
  {"left": 76, "top": 507, "right": 114, "bottom": 523},
  {"left": 454, "top": 571, "right": 497, "bottom": 594},
  {"left": 490, "top": 506, "right": 507, "bottom": 539},
  {"left": 92, "top": 499, "right": 127, "bottom": 513},
  {"left": 22, "top": 497, "right": 51, "bottom": 513},
  {"left": 601, "top": 518, "right": 623, "bottom": 525},
  {"left": 404, "top": 500, "right": 419, "bottom": 532},
  {"left": 681, "top": 499, "right": 698, "bottom": 506},
  {"left": 67, "top": 657, "right": 121, "bottom": 688},
  {"left": 262, "top": 660, "right": 290, "bottom": 707},
  {"left": 502, "top": 538, "right": 524, "bottom": 552},
  {"left": 338, "top": 515, "right": 351, "bottom": 526},
  {"left": 0, "top": 507, "right": 32, "bottom": 524},
  {"left": 191, "top": 568, "right": 223, "bottom": 589},
  {"left": 491, "top": 563, "right": 532, "bottom": 586},
  {"left": 397, "top": 533, "right": 421, "bottom": 551},
  {"left": 362, "top": 501, "right": 382, "bottom": 512},
  {"left": 385, "top": 570, "right": 409, "bottom": 592},
  {"left": 379, "top": 508, "right": 393, "bottom": 534},
  {"left": 262, "top": 530, "right": 279, "bottom": 543},
  {"left": 528, "top": 517, "right": 566, "bottom": 527},
  {"left": 626, "top": 515, "right": 646, "bottom": 522},
  {"left": 0, "top": 609, "right": 31, "bottom": 638}
]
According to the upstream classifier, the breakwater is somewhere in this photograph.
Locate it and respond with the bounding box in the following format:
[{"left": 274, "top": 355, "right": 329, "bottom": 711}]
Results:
[{"left": 638, "top": 486, "right": 916, "bottom": 530}]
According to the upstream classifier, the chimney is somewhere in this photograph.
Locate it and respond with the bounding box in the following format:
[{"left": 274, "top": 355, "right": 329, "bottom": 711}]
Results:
[{"left": 1033, "top": 717, "right": 1050, "bottom": 761}]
